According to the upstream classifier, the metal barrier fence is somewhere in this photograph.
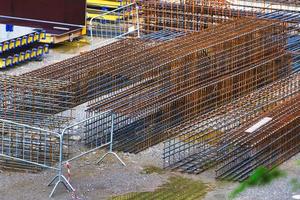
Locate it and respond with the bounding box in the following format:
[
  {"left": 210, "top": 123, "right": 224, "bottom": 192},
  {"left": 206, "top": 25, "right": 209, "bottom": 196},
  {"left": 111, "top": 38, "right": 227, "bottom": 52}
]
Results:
[
  {"left": 0, "top": 118, "right": 61, "bottom": 171},
  {"left": 49, "top": 110, "right": 125, "bottom": 197},
  {"left": 0, "top": 111, "right": 125, "bottom": 198},
  {"left": 89, "top": 3, "right": 140, "bottom": 49}
]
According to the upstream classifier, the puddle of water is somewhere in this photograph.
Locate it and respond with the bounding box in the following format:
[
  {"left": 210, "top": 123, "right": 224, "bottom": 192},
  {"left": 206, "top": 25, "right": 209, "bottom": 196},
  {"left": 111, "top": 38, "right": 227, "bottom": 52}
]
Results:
[
  {"left": 54, "top": 38, "right": 90, "bottom": 54},
  {"left": 293, "top": 195, "right": 300, "bottom": 199}
]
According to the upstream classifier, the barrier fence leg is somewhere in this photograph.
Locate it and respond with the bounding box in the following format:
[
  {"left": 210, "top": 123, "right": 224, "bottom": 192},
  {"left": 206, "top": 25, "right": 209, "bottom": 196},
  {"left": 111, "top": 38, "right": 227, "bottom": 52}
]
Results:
[
  {"left": 48, "top": 175, "right": 59, "bottom": 186},
  {"left": 48, "top": 173, "right": 75, "bottom": 198},
  {"left": 48, "top": 135, "right": 75, "bottom": 198},
  {"left": 97, "top": 151, "right": 126, "bottom": 166},
  {"left": 97, "top": 113, "right": 126, "bottom": 166}
]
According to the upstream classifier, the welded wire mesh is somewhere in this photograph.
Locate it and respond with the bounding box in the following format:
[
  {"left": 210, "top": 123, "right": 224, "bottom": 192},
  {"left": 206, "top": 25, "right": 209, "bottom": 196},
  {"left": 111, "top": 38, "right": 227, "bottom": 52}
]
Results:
[
  {"left": 12, "top": 1, "right": 300, "bottom": 174},
  {"left": 141, "top": 0, "right": 252, "bottom": 33},
  {"left": 0, "top": 119, "right": 62, "bottom": 171},
  {"left": 162, "top": 10, "right": 300, "bottom": 176},
  {"left": 23, "top": 38, "right": 161, "bottom": 106},
  {"left": 89, "top": 2, "right": 140, "bottom": 49},
  {"left": 163, "top": 72, "right": 299, "bottom": 174},
  {"left": 0, "top": 74, "right": 74, "bottom": 170},
  {"left": 60, "top": 112, "right": 113, "bottom": 163},
  {"left": 0, "top": 74, "right": 74, "bottom": 129},
  {"left": 141, "top": 0, "right": 300, "bottom": 33},
  {"left": 83, "top": 18, "right": 292, "bottom": 153},
  {"left": 216, "top": 92, "right": 300, "bottom": 181}
]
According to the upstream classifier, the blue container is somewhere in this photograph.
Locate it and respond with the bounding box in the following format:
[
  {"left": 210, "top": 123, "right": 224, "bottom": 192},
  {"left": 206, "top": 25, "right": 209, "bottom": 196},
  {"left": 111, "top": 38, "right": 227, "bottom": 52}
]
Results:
[{"left": 6, "top": 24, "right": 14, "bottom": 32}]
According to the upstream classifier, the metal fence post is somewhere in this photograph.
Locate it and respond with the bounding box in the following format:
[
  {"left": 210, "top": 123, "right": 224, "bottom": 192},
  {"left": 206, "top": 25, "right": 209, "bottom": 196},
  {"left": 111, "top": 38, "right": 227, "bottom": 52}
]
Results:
[
  {"left": 48, "top": 111, "right": 125, "bottom": 197},
  {"left": 136, "top": 4, "right": 140, "bottom": 38},
  {"left": 0, "top": 112, "right": 126, "bottom": 198},
  {"left": 89, "top": 20, "right": 94, "bottom": 49},
  {"left": 48, "top": 132, "right": 75, "bottom": 198},
  {"left": 88, "top": 3, "right": 140, "bottom": 49},
  {"left": 97, "top": 113, "right": 126, "bottom": 166}
]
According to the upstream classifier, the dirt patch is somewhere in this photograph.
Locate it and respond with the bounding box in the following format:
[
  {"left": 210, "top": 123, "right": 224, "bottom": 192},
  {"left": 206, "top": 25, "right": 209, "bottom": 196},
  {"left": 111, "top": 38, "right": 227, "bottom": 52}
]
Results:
[{"left": 111, "top": 176, "right": 210, "bottom": 200}]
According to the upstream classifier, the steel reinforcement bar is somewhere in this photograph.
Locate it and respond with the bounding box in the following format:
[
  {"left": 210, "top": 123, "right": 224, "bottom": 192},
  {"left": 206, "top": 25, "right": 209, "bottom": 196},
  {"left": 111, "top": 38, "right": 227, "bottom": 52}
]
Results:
[
  {"left": 163, "top": 72, "right": 299, "bottom": 174},
  {"left": 216, "top": 92, "right": 300, "bottom": 181},
  {"left": 141, "top": 0, "right": 300, "bottom": 33},
  {"left": 0, "top": 74, "right": 74, "bottom": 129},
  {"left": 84, "top": 18, "right": 292, "bottom": 153},
  {"left": 0, "top": 119, "right": 66, "bottom": 172},
  {"left": 22, "top": 38, "right": 162, "bottom": 105},
  {"left": 142, "top": 0, "right": 233, "bottom": 33},
  {"left": 161, "top": 10, "right": 300, "bottom": 175}
]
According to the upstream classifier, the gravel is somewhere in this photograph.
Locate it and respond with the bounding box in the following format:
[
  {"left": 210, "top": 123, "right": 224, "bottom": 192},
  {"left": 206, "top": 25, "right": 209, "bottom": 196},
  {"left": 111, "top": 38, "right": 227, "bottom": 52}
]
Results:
[
  {"left": 233, "top": 153, "right": 300, "bottom": 200},
  {"left": 0, "top": 148, "right": 169, "bottom": 200},
  {"left": 0, "top": 140, "right": 299, "bottom": 200}
]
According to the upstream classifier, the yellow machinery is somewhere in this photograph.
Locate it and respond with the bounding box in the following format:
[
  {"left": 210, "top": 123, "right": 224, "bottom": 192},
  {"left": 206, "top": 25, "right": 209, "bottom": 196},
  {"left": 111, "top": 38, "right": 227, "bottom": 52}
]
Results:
[
  {"left": 87, "top": 0, "right": 132, "bottom": 21},
  {"left": 39, "top": 28, "right": 87, "bottom": 44},
  {"left": 87, "top": 0, "right": 128, "bottom": 9},
  {"left": 0, "top": 25, "right": 49, "bottom": 69},
  {"left": 40, "top": 0, "right": 133, "bottom": 43},
  {"left": 0, "top": 45, "right": 49, "bottom": 69}
]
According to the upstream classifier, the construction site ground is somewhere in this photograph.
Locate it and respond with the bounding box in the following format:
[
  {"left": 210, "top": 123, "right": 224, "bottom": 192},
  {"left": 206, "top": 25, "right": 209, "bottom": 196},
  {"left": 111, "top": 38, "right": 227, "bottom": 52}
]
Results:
[
  {"left": 0, "top": 144, "right": 299, "bottom": 200},
  {"left": 0, "top": 38, "right": 299, "bottom": 200}
]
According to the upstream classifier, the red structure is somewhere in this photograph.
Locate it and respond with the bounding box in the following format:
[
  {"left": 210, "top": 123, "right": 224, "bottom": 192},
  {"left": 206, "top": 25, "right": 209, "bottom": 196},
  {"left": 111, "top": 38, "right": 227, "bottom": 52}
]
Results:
[{"left": 0, "top": 0, "right": 86, "bottom": 35}]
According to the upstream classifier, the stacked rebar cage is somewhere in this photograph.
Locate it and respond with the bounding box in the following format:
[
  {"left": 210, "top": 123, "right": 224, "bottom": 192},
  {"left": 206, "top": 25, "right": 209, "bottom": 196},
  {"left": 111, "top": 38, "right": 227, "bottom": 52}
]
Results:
[{"left": 0, "top": 0, "right": 299, "bottom": 179}]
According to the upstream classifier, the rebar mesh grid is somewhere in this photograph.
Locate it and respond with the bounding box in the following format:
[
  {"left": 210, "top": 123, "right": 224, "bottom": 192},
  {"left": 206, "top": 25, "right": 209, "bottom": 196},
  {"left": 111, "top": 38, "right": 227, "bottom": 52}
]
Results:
[
  {"left": 0, "top": 120, "right": 64, "bottom": 172},
  {"left": 142, "top": 0, "right": 241, "bottom": 33},
  {"left": 5, "top": 3, "right": 299, "bottom": 173},
  {"left": 162, "top": 10, "right": 300, "bottom": 176},
  {"left": 163, "top": 72, "right": 299, "bottom": 174},
  {"left": 82, "top": 18, "right": 292, "bottom": 153},
  {"left": 0, "top": 74, "right": 74, "bottom": 129},
  {"left": 141, "top": 0, "right": 300, "bottom": 33},
  {"left": 0, "top": 74, "right": 74, "bottom": 171},
  {"left": 216, "top": 92, "right": 300, "bottom": 181},
  {"left": 23, "top": 38, "right": 161, "bottom": 105}
]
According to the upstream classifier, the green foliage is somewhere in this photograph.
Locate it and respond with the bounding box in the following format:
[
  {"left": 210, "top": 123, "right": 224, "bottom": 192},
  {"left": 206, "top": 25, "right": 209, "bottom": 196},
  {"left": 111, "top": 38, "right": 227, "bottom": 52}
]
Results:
[
  {"left": 229, "top": 166, "right": 286, "bottom": 199},
  {"left": 291, "top": 178, "right": 300, "bottom": 192},
  {"left": 111, "top": 176, "right": 208, "bottom": 200},
  {"left": 141, "top": 165, "right": 165, "bottom": 175}
]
